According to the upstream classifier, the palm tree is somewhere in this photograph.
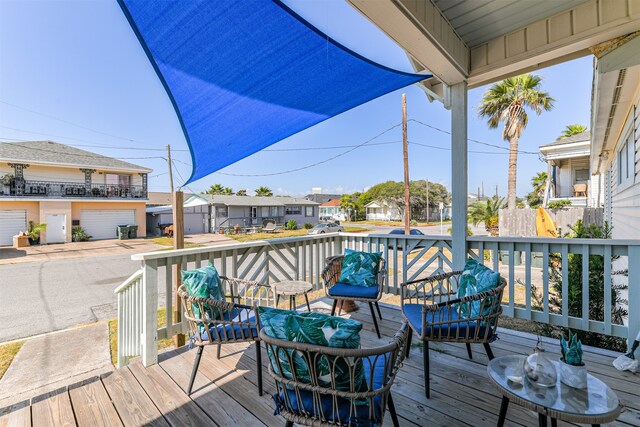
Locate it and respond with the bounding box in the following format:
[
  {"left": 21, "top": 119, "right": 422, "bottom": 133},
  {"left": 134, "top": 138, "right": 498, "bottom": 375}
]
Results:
[
  {"left": 254, "top": 186, "right": 273, "bottom": 197},
  {"left": 468, "top": 196, "right": 505, "bottom": 236},
  {"left": 531, "top": 172, "right": 547, "bottom": 197},
  {"left": 478, "top": 74, "right": 554, "bottom": 209},
  {"left": 236, "top": 189, "right": 247, "bottom": 196},
  {"left": 559, "top": 124, "right": 587, "bottom": 139}
]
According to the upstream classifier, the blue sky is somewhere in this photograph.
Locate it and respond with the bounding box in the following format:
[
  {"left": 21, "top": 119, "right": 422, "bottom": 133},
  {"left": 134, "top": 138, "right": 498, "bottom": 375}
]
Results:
[{"left": 0, "top": 0, "right": 593, "bottom": 198}]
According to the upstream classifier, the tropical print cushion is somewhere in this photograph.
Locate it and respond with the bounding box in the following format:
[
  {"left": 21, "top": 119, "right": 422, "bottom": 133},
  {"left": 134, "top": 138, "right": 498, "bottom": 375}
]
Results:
[
  {"left": 182, "top": 263, "right": 225, "bottom": 321},
  {"left": 338, "top": 249, "right": 382, "bottom": 287},
  {"left": 456, "top": 258, "right": 501, "bottom": 319},
  {"left": 258, "top": 306, "right": 367, "bottom": 393}
]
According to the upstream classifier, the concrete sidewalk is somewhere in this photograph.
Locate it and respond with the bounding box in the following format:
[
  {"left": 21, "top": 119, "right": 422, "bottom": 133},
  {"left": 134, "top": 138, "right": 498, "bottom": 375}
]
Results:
[
  {"left": 0, "top": 323, "right": 113, "bottom": 410},
  {"left": 0, "top": 233, "right": 234, "bottom": 265}
]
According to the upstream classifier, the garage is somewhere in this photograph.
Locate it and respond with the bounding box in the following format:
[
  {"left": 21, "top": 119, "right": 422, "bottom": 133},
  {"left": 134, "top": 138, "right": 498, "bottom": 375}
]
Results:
[
  {"left": 184, "top": 213, "right": 207, "bottom": 234},
  {"left": 80, "top": 209, "right": 136, "bottom": 240},
  {"left": 0, "top": 210, "right": 27, "bottom": 246}
]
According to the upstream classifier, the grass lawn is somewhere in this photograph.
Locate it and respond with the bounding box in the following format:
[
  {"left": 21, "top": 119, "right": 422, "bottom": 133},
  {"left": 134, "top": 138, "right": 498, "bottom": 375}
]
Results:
[
  {"left": 151, "top": 237, "right": 204, "bottom": 250},
  {"left": 108, "top": 307, "right": 174, "bottom": 366},
  {"left": 0, "top": 341, "right": 24, "bottom": 380},
  {"left": 343, "top": 221, "right": 451, "bottom": 227},
  {"left": 228, "top": 227, "right": 370, "bottom": 243}
]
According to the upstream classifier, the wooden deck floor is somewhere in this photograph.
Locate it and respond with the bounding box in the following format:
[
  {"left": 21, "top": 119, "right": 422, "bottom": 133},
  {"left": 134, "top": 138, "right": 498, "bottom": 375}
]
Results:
[{"left": 1, "top": 301, "right": 639, "bottom": 427}]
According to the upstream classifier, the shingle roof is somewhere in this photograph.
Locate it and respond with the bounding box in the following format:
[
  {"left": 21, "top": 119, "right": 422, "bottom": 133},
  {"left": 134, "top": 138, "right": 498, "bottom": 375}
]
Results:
[
  {"left": 197, "top": 194, "right": 318, "bottom": 207},
  {"left": 540, "top": 131, "right": 590, "bottom": 149},
  {"left": 0, "top": 140, "right": 153, "bottom": 172}
]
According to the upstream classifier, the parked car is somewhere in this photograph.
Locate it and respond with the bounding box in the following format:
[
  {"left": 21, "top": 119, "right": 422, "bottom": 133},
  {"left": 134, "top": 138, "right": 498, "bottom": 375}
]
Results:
[
  {"left": 387, "top": 228, "right": 425, "bottom": 250},
  {"left": 307, "top": 223, "right": 344, "bottom": 234}
]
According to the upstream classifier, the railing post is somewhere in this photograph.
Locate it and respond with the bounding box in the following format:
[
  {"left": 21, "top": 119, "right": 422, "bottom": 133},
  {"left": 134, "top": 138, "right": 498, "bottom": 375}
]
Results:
[
  {"left": 141, "top": 260, "right": 158, "bottom": 367},
  {"left": 628, "top": 245, "right": 640, "bottom": 357}
]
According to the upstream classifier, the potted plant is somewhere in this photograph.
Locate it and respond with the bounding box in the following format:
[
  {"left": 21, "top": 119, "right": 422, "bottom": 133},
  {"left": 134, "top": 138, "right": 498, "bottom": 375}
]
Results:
[
  {"left": 27, "top": 221, "right": 47, "bottom": 245},
  {"left": 1, "top": 173, "right": 13, "bottom": 185},
  {"left": 558, "top": 331, "right": 587, "bottom": 388}
]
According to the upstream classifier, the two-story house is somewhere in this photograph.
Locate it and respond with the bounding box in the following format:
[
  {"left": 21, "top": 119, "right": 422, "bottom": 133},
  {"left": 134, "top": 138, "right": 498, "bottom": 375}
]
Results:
[{"left": 0, "top": 140, "right": 151, "bottom": 245}]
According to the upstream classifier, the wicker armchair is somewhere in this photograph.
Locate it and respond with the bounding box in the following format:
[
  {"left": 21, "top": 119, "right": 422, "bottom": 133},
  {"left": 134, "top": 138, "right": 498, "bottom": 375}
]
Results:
[
  {"left": 401, "top": 271, "right": 507, "bottom": 398},
  {"left": 322, "top": 255, "right": 386, "bottom": 338},
  {"left": 178, "top": 276, "right": 275, "bottom": 396},
  {"left": 261, "top": 322, "right": 410, "bottom": 427}
]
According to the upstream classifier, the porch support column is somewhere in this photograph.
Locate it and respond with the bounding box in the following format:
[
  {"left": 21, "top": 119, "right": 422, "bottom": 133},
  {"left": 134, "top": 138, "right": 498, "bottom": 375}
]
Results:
[
  {"left": 8, "top": 163, "right": 29, "bottom": 196},
  {"left": 450, "top": 82, "right": 468, "bottom": 271},
  {"left": 139, "top": 173, "right": 148, "bottom": 198},
  {"left": 80, "top": 168, "right": 95, "bottom": 195}
]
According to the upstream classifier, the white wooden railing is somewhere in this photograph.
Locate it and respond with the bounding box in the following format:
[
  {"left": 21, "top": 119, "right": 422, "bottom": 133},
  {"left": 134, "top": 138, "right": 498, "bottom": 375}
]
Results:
[
  {"left": 113, "top": 269, "right": 144, "bottom": 368},
  {"left": 115, "top": 232, "right": 639, "bottom": 367}
]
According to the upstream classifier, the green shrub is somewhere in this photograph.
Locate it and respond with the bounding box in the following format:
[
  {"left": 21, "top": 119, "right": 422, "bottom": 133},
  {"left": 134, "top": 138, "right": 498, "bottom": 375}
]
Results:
[
  {"left": 285, "top": 220, "right": 298, "bottom": 230},
  {"left": 548, "top": 199, "right": 572, "bottom": 209},
  {"left": 303, "top": 222, "right": 313, "bottom": 229},
  {"left": 72, "top": 226, "right": 92, "bottom": 242}
]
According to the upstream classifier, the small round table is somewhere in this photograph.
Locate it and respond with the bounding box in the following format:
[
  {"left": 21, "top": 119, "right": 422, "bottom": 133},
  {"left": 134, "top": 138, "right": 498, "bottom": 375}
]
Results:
[
  {"left": 272, "top": 280, "right": 313, "bottom": 311},
  {"left": 487, "top": 355, "right": 622, "bottom": 427}
]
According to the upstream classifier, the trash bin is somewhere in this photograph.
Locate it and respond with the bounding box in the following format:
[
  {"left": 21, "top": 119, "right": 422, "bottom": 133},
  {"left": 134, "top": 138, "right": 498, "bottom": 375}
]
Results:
[
  {"left": 116, "top": 225, "right": 129, "bottom": 240},
  {"left": 531, "top": 252, "right": 543, "bottom": 268},
  {"left": 127, "top": 224, "right": 138, "bottom": 239},
  {"left": 500, "top": 250, "right": 522, "bottom": 266}
]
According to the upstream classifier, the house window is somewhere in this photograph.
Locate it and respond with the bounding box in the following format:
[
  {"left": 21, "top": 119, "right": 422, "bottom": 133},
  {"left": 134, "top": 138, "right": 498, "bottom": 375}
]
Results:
[
  {"left": 574, "top": 169, "right": 589, "bottom": 182},
  {"left": 286, "top": 206, "right": 301, "bottom": 215},
  {"left": 270, "top": 206, "right": 278, "bottom": 217},
  {"left": 618, "top": 132, "right": 634, "bottom": 186},
  {"left": 105, "top": 173, "right": 130, "bottom": 186},
  {"left": 216, "top": 206, "right": 228, "bottom": 217},
  {"left": 305, "top": 206, "right": 314, "bottom": 217}
]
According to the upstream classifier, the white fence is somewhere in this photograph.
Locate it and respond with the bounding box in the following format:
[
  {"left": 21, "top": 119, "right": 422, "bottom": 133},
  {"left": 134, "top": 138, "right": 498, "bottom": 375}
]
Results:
[{"left": 114, "top": 232, "right": 640, "bottom": 367}]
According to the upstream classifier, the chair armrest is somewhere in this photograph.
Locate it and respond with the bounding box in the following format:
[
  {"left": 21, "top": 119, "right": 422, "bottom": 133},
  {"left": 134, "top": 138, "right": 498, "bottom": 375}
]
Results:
[
  {"left": 321, "top": 256, "right": 343, "bottom": 292},
  {"left": 400, "top": 271, "right": 461, "bottom": 306},
  {"left": 221, "top": 276, "right": 274, "bottom": 307}
]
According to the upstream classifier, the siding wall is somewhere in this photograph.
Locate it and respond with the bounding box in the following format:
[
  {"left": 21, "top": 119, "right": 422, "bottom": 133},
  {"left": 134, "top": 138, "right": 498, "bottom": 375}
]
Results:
[{"left": 608, "top": 87, "right": 640, "bottom": 239}]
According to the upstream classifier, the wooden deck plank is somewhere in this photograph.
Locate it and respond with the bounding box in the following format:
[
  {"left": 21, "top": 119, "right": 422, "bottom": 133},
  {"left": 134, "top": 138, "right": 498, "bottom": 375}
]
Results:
[
  {"left": 68, "top": 379, "right": 122, "bottom": 427},
  {"left": 101, "top": 368, "right": 169, "bottom": 427},
  {"left": 158, "top": 348, "right": 266, "bottom": 427},
  {"left": 180, "top": 343, "right": 285, "bottom": 426},
  {"left": 128, "top": 361, "right": 215, "bottom": 427},
  {"left": 31, "top": 389, "right": 76, "bottom": 427},
  {"left": 0, "top": 402, "right": 30, "bottom": 427}
]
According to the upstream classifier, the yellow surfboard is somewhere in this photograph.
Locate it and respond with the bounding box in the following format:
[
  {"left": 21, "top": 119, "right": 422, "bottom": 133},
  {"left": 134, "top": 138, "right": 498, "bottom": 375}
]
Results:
[{"left": 536, "top": 207, "right": 557, "bottom": 237}]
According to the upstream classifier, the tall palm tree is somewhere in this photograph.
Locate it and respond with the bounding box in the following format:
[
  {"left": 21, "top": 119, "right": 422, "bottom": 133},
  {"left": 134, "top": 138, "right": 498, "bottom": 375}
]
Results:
[
  {"left": 468, "top": 196, "right": 505, "bottom": 236},
  {"left": 559, "top": 124, "right": 587, "bottom": 139},
  {"left": 254, "top": 186, "right": 273, "bottom": 197},
  {"left": 203, "top": 183, "right": 232, "bottom": 195},
  {"left": 236, "top": 189, "right": 247, "bottom": 196},
  {"left": 531, "top": 171, "right": 547, "bottom": 197},
  {"left": 478, "top": 74, "right": 554, "bottom": 209}
]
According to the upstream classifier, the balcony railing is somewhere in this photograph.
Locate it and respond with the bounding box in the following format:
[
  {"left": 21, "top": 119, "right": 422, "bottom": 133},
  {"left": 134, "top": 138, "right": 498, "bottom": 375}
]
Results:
[
  {"left": 117, "top": 232, "right": 639, "bottom": 367},
  {"left": 0, "top": 180, "right": 147, "bottom": 199}
]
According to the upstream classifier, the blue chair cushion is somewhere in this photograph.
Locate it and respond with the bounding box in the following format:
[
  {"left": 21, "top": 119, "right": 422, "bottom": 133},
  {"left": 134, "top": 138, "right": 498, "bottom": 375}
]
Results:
[
  {"left": 339, "top": 249, "right": 382, "bottom": 287},
  {"left": 192, "top": 309, "right": 258, "bottom": 341},
  {"left": 403, "top": 303, "right": 490, "bottom": 339},
  {"left": 274, "top": 352, "right": 389, "bottom": 426},
  {"left": 328, "top": 282, "right": 379, "bottom": 300}
]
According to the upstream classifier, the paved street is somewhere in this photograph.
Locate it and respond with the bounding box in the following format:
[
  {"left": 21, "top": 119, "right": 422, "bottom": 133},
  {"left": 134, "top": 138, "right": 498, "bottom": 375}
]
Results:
[{"left": 0, "top": 253, "right": 142, "bottom": 342}]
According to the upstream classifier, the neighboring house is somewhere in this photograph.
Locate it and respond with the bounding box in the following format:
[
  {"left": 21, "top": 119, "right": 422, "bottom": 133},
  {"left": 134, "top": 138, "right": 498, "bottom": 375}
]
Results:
[
  {"left": 147, "top": 194, "right": 320, "bottom": 233},
  {"left": 146, "top": 191, "right": 194, "bottom": 207},
  {"left": 0, "top": 140, "right": 151, "bottom": 245},
  {"left": 590, "top": 35, "right": 640, "bottom": 239},
  {"left": 319, "top": 199, "right": 346, "bottom": 221},
  {"left": 303, "top": 193, "right": 342, "bottom": 204},
  {"left": 364, "top": 200, "right": 402, "bottom": 221},
  {"left": 539, "top": 131, "right": 603, "bottom": 207},
  {"left": 146, "top": 194, "right": 210, "bottom": 235}
]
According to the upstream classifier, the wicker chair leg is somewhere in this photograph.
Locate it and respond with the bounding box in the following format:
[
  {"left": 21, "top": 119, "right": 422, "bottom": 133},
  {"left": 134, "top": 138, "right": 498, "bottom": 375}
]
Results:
[
  {"left": 465, "top": 343, "right": 473, "bottom": 360},
  {"left": 483, "top": 343, "right": 495, "bottom": 360},
  {"left": 388, "top": 393, "right": 400, "bottom": 427},
  {"left": 256, "top": 342, "right": 263, "bottom": 396},
  {"left": 338, "top": 299, "right": 344, "bottom": 316},
  {"left": 374, "top": 302, "right": 382, "bottom": 320},
  {"left": 368, "top": 302, "right": 381, "bottom": 339},
  {"left": 330, "top": 299, "right": 337, "bottom": 316},
  {"left": 406, "top": 327, "right": 413, "bottom": 358},
  {"left": 216, "top": 343, "right": 221, "bottom": 359},
  {"left": 423, "top": 341, "right": 430, "bottom": 399},
  {"left": 187, "top": 346, "right": 203, "bottom": 395},
  {"left": 285, "top": 421, "right": 294, "bottom": 427}
]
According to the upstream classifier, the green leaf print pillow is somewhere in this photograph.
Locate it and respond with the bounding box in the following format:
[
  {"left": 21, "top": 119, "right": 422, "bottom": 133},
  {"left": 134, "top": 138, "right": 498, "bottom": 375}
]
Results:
[
  {"left": 338, "top": 249, "right": 382, "bottom": 287},
  {"left": 181, "top": 263, "right": 225, "bottom": 321},
  {"left": 456, "top": 258, "right": 500, "bottom": 319},
  {"left": 258, "top": 306, "right": 367, "bottom": 392}
]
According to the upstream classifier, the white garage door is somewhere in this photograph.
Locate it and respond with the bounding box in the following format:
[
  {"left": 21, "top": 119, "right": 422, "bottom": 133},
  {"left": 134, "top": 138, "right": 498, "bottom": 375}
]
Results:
[
  {"left": 80, "top": 210, "right": 136, "bottom": 240},
  {"left": 184, "top": 213, "right": 206, "bottom": 234},
  {"left": 0, "top": 210, "right": 27, "bottom": 246}
]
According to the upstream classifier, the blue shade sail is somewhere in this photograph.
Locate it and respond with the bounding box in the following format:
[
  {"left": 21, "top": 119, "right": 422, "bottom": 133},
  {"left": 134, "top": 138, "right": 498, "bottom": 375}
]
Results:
[{"left": 118, "top": 0, "right": 430, "bottom": 184}]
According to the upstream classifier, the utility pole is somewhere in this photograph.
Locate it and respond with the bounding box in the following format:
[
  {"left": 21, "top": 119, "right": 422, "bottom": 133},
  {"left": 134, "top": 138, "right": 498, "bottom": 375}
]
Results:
[
  {"left": 425, "top": 179, "right": 430, "bottom": 224},
  {"left": 402, "top": 94, "right": 410, "bottom": 235},
  {"left": 167, "top": 144, "right": 185, "bottom": 347}
]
